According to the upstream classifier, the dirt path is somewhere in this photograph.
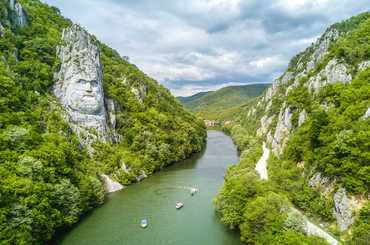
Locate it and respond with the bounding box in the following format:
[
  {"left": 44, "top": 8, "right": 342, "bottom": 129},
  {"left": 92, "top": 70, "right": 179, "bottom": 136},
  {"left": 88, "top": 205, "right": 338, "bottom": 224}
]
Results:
[{"left": 255, "top": 142, "right": 269, "bottom": 179}]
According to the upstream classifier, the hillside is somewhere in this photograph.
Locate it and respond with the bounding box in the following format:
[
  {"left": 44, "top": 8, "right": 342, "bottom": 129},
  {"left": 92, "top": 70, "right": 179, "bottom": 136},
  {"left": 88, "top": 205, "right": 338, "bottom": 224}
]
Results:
[
  {"left": 178, "top": 84, "right": 270, "bottom": 119},
  {"left": 177, "top": 91, "right": 211, "bottom": 104},
  {"left": 213, "top": 12, "right": 370, "bottom": 244},
  {"left": 0, "top": 0, "right": 206, "bottom": 244}
]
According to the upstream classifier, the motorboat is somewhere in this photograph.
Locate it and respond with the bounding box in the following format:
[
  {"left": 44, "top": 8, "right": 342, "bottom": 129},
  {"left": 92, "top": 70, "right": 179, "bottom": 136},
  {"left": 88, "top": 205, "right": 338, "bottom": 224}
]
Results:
[
  {"left": 176, "top": 202, "right": 183, "bottom": 209},
  {"left": 140, "top": 219, "right": 148, "bottom": 228},
  {"left": 191, "top": 188, "right": 198, "bottom": 196}
]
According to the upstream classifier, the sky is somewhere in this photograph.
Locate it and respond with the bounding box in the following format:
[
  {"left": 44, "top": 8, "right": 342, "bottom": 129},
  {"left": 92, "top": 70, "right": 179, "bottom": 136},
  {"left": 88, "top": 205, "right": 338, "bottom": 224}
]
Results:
[{"left": 43, "top": 0, "right": 368, "bottom": 96}]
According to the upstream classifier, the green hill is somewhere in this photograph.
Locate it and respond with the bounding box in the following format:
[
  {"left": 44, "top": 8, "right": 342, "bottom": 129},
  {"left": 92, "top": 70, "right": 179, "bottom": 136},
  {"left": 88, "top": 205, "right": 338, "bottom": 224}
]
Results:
[
  {"left": 178, "top": 84, "right": 271, "bottom": 119},
  {"left": 177, "top": 91, "right": 211, "bottom": 104}
]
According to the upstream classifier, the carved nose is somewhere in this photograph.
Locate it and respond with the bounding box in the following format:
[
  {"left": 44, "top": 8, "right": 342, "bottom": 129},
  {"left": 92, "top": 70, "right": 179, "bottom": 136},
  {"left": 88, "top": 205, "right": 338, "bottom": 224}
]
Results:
[{"left": 86, "top": 83, "right": 92, "bottom": 92}]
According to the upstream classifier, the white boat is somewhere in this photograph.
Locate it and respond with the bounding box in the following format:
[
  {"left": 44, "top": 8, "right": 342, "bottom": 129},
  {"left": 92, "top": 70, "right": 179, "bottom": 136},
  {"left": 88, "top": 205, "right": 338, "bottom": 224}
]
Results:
[
  {"left": 176, "top": 202, "right": 183, "bottom": 209},
  {"left": 191, "top": 188, "right": 198, "bottom": 196},
  {"left": 140, "top": 219, "right": 148, "bottom": 228}
]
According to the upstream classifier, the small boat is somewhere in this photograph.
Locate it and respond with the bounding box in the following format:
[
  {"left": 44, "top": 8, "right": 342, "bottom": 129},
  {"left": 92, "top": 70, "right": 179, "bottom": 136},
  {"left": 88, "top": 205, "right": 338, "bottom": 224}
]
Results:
[
  {"left": 176, "top": 202, "right": 184, "bottom": 209},
  {"left": 191, "top": 188, "right": 198, "bottom": 196},
  {"left": 140, "top": 219, "right": 148, "bottom": 228}
]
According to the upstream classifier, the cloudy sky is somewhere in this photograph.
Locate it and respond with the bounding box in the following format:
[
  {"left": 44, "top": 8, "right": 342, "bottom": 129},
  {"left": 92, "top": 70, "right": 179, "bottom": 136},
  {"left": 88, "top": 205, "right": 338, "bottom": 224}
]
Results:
[{"left": 43, "top": 0, "right": 368, "bottom": 96}]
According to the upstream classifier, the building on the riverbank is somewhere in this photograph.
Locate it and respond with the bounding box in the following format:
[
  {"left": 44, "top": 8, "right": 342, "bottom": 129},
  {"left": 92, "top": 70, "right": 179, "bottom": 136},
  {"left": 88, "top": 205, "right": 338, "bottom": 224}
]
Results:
[{"left": 204, "top": 120, "right": 215, "bottom": 127}]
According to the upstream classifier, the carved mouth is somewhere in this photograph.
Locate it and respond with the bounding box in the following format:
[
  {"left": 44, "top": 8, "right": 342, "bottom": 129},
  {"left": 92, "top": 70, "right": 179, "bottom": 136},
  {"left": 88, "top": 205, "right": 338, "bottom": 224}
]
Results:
[{"left": 83, "top": 93, "right": 96, "bottom": 97}]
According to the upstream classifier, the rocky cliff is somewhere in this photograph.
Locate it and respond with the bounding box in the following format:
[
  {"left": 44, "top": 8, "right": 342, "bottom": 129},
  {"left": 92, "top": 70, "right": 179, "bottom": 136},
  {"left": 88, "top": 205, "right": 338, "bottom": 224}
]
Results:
[
  {"left": 221, "top": 12, "right": 369, "bottom": 238},
  {"left": 254, "top": 14, "right": 369, "bottom": 233},
  {"left": 54, "top": 24, "right": 109, "bottom": 144}
]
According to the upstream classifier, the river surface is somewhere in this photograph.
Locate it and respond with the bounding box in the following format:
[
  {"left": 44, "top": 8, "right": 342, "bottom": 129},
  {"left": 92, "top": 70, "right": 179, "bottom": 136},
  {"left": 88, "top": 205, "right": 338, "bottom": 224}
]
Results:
[{"left": 55, "top": 130, "right": 242, "bottom": 245}]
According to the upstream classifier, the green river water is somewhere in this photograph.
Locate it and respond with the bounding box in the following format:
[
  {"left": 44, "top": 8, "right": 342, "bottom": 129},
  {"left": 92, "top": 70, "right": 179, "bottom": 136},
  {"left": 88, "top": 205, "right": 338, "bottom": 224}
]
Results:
[{"left": 55, "top": 130, "right": 242, "bottom": 245}]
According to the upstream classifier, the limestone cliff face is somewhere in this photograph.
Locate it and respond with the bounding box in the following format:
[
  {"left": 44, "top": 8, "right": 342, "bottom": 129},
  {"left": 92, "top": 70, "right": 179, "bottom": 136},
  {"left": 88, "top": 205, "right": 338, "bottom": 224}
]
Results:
[
  {"left": 2, "top": 0, "right": 27, "bottom": 26},
  {"left": 54, "top": 24, "right": 108, "bottom": 144},
  {"left": 248, "top": 20, "right": 369, "bottom": 231}
]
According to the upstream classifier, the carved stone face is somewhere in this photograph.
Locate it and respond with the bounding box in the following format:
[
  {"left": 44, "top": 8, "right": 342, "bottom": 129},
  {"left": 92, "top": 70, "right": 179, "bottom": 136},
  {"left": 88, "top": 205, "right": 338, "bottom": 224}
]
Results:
[
  {"left": 65, "top": 77, "right": 104, "bottom": 114},
  {"left": 55, "top": 25, "right": 105, "bottom": 116}
]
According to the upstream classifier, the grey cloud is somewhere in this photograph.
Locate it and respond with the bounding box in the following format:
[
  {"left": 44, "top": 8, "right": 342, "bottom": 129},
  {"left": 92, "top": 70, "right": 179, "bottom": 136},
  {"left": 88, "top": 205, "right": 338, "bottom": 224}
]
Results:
[{"left": 43, "top": 0, "right": 369, "bottom": 96}]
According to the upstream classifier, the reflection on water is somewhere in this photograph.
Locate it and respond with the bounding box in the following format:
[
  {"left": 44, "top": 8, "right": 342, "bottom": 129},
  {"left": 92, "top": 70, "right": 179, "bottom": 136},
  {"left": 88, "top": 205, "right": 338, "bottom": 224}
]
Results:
[{"left": 55, "top": 130, "right": 242, "bottom": 245}]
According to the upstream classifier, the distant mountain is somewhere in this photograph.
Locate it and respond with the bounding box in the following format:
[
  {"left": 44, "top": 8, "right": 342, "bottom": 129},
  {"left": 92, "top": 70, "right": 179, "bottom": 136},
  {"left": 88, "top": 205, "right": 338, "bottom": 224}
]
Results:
[
  {"left": 177, "top": 91, "right": 211, "bottom": 104},
  {"left": 178, "top": 84, "right": 271, "bottom": 119}
]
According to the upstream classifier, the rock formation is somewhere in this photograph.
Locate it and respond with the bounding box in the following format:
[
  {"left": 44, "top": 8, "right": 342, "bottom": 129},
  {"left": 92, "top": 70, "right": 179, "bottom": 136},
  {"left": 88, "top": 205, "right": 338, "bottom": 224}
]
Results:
[
  {"left": 2, "top": 0, "right": 27, "bottom": 26},
  {"left": 54, "top": 24, "right": 108, "bottom": 144},
  {"left": 101, "top": 174, "right": 123, "bottom": 193},
  {"left": 333, "top": 188, "right": 363, "bottom": 231}
]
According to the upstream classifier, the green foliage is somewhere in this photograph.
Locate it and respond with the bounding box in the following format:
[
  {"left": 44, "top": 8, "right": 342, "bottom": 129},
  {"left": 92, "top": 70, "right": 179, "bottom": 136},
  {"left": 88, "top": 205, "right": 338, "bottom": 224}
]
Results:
[{"left": 347, "top": 202, "right": 370, "bottom": 245}]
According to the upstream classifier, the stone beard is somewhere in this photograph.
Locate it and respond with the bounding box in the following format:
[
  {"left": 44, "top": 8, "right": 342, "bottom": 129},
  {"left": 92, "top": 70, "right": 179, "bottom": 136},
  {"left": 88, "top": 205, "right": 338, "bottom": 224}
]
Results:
[{"left": 54, "top": 25, "right": 108, "bottom": 142}]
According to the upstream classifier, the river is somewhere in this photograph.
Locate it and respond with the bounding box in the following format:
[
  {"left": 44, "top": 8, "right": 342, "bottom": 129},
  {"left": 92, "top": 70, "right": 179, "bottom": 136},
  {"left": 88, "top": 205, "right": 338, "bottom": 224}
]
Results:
[{"left": 54, "top": 130, "right": 242, "bottom": 245}]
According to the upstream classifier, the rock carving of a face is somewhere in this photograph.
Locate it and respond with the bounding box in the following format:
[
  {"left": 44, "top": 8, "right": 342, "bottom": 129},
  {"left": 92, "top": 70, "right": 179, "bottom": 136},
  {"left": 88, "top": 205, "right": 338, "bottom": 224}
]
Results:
[
  {"left": 55, "top": 25, "right": 105, "bottom": 116},
  {"left": 65, "top": 76, "right": 103, "bottom": 114}
]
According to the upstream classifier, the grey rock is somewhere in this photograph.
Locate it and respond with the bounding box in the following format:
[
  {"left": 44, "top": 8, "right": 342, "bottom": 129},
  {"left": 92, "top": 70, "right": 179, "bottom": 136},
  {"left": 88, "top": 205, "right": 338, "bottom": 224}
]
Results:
[
  {"left": 358, "top": 60, "right": 370, "bottom": 71},
  {"left": 306, "top": 29, "right": 340, "bottom": 72},
  {"left": 13, "top": 2, "right": 27, "bottom": 26},
  {"left": 54, "top": 25, "right": 108, "bottom": 144},
  {"left": 135, "top": 171, "right": 147, "bottom": 182},
  {"left": 264, "top": 72, "right": 293, "bottom": 102},
  {"left": 308, "top": 58, "right": 352, "bottom": 94},
  {"left": 298, "top": 110, "right": 307, "bottom": 127},
  {"left": 307, "top": 172, "right": 336, "bottom": 194},
  {"left": 333, "top": 188, "right": 358, "bottom": 231},
  {"left": 363, "top": 108, "right": 370, "bottom": 119},
  {"left": 257, "top": 115, "right": 274, "bottom": 137},
  {"left": 0, "top": 23, "right": 4, "bottom": 36},
  {"left": 272, "top": 105, "right": 292, "bottom": 155},
  {"left": 101, "top": 174, "right": 123, "bottom": 193},
  {"left": 105, "top": 98, "right": 119, "bottom": 128},
  {"left": 131, "top": 85, "right": 147, "bottom": 103},
  {"left": 3, "top": 0, "right": 27, "bottom": 26}
]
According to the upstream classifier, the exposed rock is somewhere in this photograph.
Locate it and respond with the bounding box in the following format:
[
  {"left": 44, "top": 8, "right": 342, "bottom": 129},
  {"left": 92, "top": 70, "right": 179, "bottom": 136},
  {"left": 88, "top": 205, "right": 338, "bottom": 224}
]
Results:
[
  {"left": 101, "top": 174, "right": 123, "bottom": 193},
  {"left": 325, "top": 59, "right": 352, "bottom": 84},
  {"left": 272, "top": 105, "right": 292, "bottom": 155},
  {"left": 131, "top": 85, "right": 147, "bottom": 103},
  {"left": 308, "top": 58, "right": 352, "bottom": 94},
  {"left": 105, "top": 98, "right": 119, "bottom": 129},
  {"left": 290, "top": 208, "right": 339, "bottom": 245},
  {"left": 358, "top": 60, "right": 370, "bottom": 71},
  {"left": 264, "top": 72, "right": 293, "bottom": 102},
  {"left": 257, "top": 115, "right": 274, "bottom": 137},
  {"left": 305, "top": 218, "right": 339, "bottom": 245},
  {"left": 362, "top": 107, "right": 370, "bottom": 119},
  {"left": 307, "top": 172, "right": 336, "bottom": 195},
  {"left": 135, "top": 171, "right": 147, "bottom": 182},
  {"left": 298, "top": 110, "right": 307, "bottom": 127},
  {"left": 333, "top": 188, "right": 363, "bottom": 231},
  {"left": 266, "top": 131, "right": 273, "bottom": 145},
  {"left": 0, "top": 23, "right": 4, "bottom": 36},
  {"left": 306, "top": 29, "right": 340, "bottom": 72},
  {"left": 265, "top": 100, "right": 272, "bottom": 112},
  {"left": 3, "top": 0, "right": 27, "bottom": 26},
  {"left": 54, "top": 25, "right": 108, "bottom": 144},
  {"left": 13, "top": 2, "right": 27, "bottom": 26},
  {"left": 120, "top": 161, "right": 129, "bottom": 174}
]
